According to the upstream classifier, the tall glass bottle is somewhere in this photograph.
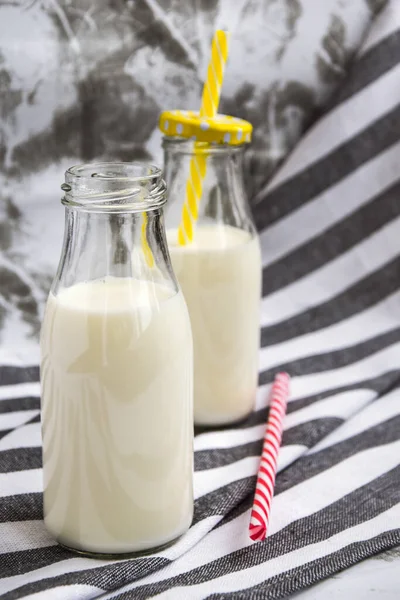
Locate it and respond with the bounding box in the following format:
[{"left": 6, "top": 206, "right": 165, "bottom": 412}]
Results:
[
  {"left": 160, "top": 112, "right": 261, "bottom": 426},
  {"left": 40, "top": 163, "right": 193, "bottom": 556}
]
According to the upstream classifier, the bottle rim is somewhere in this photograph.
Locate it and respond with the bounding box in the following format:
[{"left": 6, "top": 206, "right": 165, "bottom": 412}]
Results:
[
  {"left": 61, "top": 162, "right": 166, "bottom": 213},
  {"left": 162, "top": 137, "right": 245, "bottom": 155}
]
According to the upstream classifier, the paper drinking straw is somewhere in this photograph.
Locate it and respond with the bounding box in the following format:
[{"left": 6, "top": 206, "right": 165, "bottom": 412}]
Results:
[
  {"left": 177, "top": 29, "right": 230, "bottom": 246},
  {"left": 199, "top": 29, "right": 230, "bottom": 117},
  {"left": 141, "top": 212, "right": 155, "bottom": 268},
  {"left": 249, "top": 372, "right": 290, "bottom": 542}
]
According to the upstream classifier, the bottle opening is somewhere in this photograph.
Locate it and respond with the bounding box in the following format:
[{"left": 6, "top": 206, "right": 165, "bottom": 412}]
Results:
[{"left": 62, "top": 162, "right": 166, "bottom": 212}]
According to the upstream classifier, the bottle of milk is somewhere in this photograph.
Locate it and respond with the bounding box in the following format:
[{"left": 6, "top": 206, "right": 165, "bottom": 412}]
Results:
[
  {"left": 40, "top": 163, "right": 193, "bottom": 556},
  {"left": 159, "top": 112, "right": 261, "bottom": 426}
]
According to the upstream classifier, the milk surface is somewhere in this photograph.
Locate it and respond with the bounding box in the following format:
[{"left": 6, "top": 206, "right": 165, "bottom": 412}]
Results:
[
  {"left": 168, "top": 225, "right": 261, "bottom": 425},
  {"left": 40, "top": 277, "right": 193, "bottom": 554}
]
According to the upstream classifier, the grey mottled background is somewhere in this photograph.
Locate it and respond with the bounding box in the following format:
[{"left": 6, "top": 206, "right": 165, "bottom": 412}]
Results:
[{"left": 0, "top": 0, "right": 387, "bottom": 359}]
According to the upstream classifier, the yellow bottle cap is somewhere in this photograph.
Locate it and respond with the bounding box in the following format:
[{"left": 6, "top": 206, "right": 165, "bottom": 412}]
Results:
[{"left": 159, "top": 110, "right": 252, "bottom": 145}]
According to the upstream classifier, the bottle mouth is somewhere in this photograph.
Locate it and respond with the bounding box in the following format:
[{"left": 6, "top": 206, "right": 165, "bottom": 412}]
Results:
[{"left": 62, "top": 163, "right": 166, "bottom": 212}]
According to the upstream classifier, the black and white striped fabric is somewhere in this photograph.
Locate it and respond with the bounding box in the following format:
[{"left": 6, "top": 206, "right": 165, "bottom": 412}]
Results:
[{"left": 1, "top": 6, "right": 400, "bottom": 599}]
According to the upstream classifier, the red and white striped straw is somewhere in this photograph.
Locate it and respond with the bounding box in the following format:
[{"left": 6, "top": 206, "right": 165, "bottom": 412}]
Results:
[{"left": 249, "top": 372, "right": 290, "bottom": 542}]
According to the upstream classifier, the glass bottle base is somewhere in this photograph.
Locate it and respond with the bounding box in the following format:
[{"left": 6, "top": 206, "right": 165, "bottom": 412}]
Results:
[
  {"left": 58, "top": 533, "right": 183, "bottom": 559},
  {"left": 194, "top": 410, "right": 253, "bottom": 430}
]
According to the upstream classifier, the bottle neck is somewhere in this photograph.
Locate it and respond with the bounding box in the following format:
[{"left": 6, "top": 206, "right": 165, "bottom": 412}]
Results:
[
  {"left": 162, "top": 139, "right": 255, "bottom": 236},
  {"left": 52, "top": 163, "right": 176, "bottom": 295}
]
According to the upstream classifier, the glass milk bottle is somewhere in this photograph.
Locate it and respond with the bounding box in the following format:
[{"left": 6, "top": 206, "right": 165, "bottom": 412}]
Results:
[
  {"left": 160, "top": 112, "right": 261, "bottom": 426},
  {"left": 40, "top": 163, "right": 193, "bottom": 556}
]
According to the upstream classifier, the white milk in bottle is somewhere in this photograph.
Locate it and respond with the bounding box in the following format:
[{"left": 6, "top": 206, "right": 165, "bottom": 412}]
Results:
[
  {"left": 169, "top": 225, "right": 261, "bottom": 425},
  {"left": 40, "top": 164, "right": 193, "bottom": 555}
]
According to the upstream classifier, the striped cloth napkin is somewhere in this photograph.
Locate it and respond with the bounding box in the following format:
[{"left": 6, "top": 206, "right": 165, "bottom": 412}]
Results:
[{"left": 1, "top": 6, "right": 400, "bottom": 599}]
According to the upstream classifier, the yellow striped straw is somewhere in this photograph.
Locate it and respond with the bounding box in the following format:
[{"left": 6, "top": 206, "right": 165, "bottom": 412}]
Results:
[
  {"left": 141, "top": 212, "right": 154, "bottom": 267},
  {"left": 177, "top": 29, "right": 230, "bottom": 246}
]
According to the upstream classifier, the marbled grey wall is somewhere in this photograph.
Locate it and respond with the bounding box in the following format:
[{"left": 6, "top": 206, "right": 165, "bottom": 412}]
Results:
[{"left": 0, "top": 0, "right": 387, "bottom": 359}]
